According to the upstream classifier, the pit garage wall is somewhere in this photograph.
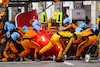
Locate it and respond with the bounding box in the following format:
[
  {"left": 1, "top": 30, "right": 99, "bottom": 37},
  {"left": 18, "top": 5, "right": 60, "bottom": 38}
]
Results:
[
  {"left": 83, "top": 5, "right": 91, "bottom": 27},
  {"left": 82, "top": 1, "right": 100, "bottom": 28},
  {"left": 8, "top": 7, "right": 25, "bottom": 21},
  {"left": 91, "top": 1, "right": 97, "bottom": 28},
  {"left": 91, "top": 1, "right": 100, "bottom": 28}
]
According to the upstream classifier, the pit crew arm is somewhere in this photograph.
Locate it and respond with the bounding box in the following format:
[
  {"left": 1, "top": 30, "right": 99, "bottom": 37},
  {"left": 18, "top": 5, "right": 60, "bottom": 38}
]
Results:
[
  {"left": 64, "top": 37, "right": 75, "bottom": 53},
  {"left": 59, "top": 25, "right": 71, "bottom": 31}
]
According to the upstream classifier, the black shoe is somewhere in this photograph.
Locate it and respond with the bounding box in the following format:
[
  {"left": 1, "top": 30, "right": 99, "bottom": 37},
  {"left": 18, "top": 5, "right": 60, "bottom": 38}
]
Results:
[
  {"left": 7, "top": 58, "right": 14, "bottom": 61},
  {"left": 15, "top": 56, "right": 20, "bottom": 61},
  {"left": 32, "top": 59, "right": 35, "bottom": 61},
  {"left": 32, "top": 53, "right": 35, "bottom": 61},
  {"left": 15, "top": 53, "right": 21, "bottom": 61},
  {"left": 56, "top": 58, "right": 64, "bottom": 62},
  {"left": 23, "top": 56, "right": 27, "bottom": 61}
]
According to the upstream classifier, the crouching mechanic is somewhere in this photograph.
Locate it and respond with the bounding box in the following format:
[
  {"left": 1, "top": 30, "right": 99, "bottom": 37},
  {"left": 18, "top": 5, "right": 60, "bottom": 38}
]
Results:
[
  {"left": 18, "top": 25, "right": 40, "bottom": 60},
  {"left": 0, "top": 22, "right": 10, "bottom": 58},
  {"left": 36, "top": 31, "right": 82, "bottom": 62},
  {"left": 2, "top": 32, "right": 20, "bottom": 62},
  {"left": 74, "top": 30, "right": 98, "bottom": 59},
  {"left": 2, "top": 23, "right": 24, "bottom": 62}
]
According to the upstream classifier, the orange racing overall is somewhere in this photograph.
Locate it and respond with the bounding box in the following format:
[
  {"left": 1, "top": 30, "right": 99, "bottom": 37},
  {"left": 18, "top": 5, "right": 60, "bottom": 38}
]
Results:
[
  {"left": 19, "top": 30, "right": 40, "bottom": 58},
  {"left": 59, "top": 23, "right": 77, "bottom": 33},
  {"left": 76, "top": 30, "right": 98, "bottom": 57}
]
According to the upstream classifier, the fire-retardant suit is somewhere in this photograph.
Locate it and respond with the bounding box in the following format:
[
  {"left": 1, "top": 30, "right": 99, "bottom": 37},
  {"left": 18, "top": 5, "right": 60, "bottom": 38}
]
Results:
[
  {"left": 75, "top": 30, "right": 98, "bottom": 58},
  {"left": 0, "top": 34, "right": 7, "bottom": 58},
  {"left": 47, "top": 11, "right": 62, "bottom": 31},
  {"left": 36, "top": 31, "right": 82, "bottom": 62},
  {"left": 0, "top": 12, "right": 6, "bottom": 37},
  {"left": 1, "top": 23, "right": 24, "bottom": 62},
  {"left": 0, "top": 22, "right": 10, "bottom": 58},
  {"left": 18, "top": 25, "right": 40, "bottom": 59},
  {"left": 2, "top": 32, "right": 20, "bottom": 62}
]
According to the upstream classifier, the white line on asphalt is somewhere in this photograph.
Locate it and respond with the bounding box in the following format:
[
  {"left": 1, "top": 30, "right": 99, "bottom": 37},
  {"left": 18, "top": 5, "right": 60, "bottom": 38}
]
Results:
[
  {"left": 63, "top": 61, "right": 74, "bottom": 65},
  {"left": 0, "top": 61, "right": 74, "bottom": 65},
  {"left": 0, "top": 61, "right": 54, "bottom": 64}
]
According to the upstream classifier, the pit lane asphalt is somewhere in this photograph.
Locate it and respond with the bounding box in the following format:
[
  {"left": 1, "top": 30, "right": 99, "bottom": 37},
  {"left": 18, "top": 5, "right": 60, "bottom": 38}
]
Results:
[{"left": 0, "top": 60, "right": 100, "bottom": 67}]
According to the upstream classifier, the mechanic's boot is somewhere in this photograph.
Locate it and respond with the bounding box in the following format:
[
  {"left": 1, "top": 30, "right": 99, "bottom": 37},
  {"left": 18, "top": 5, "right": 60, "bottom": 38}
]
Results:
[
  {"left": 73, "top": 55, "right": 80, "bottom": 60},
  {"left": 7, "top": 58, "right": 14, "bottom": 62},
  {"left": 36, "top": 52, "right": 42, "bottom": 62},
  {"left": 32, "top": 59, "right": 35, "bottom": 61},
  {"left": 15, "top": 56, "right": 20, "bottom": 61},
  {"left": 15, "top": 56, "right": 24, "bottom": 61},
  {"left": 56, "top": 58, "right": 64, "bottom": 62}
]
